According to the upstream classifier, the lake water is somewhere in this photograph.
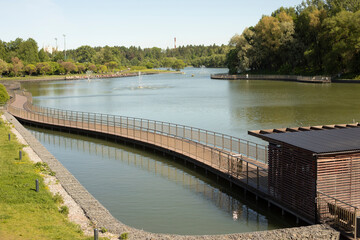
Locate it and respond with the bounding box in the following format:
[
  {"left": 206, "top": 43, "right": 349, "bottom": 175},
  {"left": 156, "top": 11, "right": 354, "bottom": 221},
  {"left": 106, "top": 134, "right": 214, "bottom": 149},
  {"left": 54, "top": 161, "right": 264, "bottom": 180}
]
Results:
[{"left": 21, "top": 67, "right": 360, "bottom": 234}]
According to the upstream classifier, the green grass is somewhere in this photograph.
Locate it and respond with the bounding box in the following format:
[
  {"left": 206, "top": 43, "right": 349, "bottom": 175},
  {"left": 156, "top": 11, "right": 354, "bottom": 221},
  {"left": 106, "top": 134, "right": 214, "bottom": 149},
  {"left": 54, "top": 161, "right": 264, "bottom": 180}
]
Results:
[
  {"left": 0, "top": 75, "right": 67, "bottom": 81},
  {"left": 0, "top": 116, "right": 108, "bottom": 240}
]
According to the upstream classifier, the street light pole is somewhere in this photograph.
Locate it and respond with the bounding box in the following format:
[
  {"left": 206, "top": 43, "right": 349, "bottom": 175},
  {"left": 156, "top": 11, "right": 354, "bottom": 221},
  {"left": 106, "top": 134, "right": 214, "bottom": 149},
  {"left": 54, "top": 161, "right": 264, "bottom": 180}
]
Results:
[{"left": 63, "top": 34, "right": 66, "bottom": 60}]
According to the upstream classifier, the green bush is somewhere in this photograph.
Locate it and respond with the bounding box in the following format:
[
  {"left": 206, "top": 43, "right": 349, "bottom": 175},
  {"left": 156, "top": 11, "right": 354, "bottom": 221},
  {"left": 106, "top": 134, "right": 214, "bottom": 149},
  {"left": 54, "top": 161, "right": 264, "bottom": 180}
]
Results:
[
  {"left": 52, "top": 193, "right": 64, "bottom": 205},
  {"left": 34, "top": 162, "right": 56, "bottom": 176},
  {"left": 59, "top": 205, "right": 69, "bottom": 216},
  {"left": 0, "top": 83, "right": 9, "bottom": 103},
  {"left": 120, "top": 232, "right": 128, "bottom": 240}
]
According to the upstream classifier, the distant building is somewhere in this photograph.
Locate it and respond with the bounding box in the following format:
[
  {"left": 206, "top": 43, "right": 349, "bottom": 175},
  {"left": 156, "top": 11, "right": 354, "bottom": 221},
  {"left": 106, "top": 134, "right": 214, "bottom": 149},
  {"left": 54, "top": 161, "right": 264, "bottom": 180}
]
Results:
[{"left": 43, "top": 45, "right": 57, "bottom": 54}]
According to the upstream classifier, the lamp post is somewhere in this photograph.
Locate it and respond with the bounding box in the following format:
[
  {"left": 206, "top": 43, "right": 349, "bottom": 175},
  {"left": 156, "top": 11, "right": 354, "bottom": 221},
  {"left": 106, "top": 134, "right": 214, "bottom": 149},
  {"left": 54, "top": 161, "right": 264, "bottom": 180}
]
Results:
[{"left": 63, "top": 34, "right": 66, "bottom": 60}]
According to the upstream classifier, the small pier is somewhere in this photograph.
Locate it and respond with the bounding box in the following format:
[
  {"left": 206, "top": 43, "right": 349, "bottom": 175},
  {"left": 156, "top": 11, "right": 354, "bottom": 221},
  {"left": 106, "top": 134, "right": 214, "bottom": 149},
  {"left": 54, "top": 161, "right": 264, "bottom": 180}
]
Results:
[{"left": 211, "top": 74, "right": 332, "bottom": 83}]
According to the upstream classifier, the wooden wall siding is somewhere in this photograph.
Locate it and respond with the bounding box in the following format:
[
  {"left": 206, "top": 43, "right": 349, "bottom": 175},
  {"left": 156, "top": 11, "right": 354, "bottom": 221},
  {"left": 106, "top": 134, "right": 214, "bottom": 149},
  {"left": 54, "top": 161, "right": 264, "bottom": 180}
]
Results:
[
  {"left": 268, "top": 143, "right": 316, "bottom": 221},
  {"left": 317, "top": 154, "right": 360, "bottom": 208}
]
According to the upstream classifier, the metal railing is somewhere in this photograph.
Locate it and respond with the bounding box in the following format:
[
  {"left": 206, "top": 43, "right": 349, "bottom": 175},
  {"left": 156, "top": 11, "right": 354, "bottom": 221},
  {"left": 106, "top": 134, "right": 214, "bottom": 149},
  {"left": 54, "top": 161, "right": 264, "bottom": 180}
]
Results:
[
  {"left": 8, "top": 92, "right": 269, "bottom": 194},
  {"left": 317, "top": 191, "right": 358, "bottom": 239},
  {"left": 21, "top": 92, "right": 268, "bottom": 164}
]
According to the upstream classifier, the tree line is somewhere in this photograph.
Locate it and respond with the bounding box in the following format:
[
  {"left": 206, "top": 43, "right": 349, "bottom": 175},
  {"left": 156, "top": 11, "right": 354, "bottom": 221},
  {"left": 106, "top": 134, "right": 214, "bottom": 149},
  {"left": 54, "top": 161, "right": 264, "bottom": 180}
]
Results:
[
  {"left": 226, "top": 0, "right": 360, "bottom": 77},
  {"left": 0, "top": 38, "right": 228, "bottom": 77}
]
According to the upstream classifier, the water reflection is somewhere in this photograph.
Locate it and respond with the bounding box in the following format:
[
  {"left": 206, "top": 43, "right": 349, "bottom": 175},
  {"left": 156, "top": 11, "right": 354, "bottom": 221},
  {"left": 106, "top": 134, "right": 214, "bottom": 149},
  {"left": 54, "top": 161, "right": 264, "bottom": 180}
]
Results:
[
  {"left": 27, "top": 127, "right": 293, "bottom": 234},
  {"left": 228, "top": 80, "right": 360, "bottom": 132}
]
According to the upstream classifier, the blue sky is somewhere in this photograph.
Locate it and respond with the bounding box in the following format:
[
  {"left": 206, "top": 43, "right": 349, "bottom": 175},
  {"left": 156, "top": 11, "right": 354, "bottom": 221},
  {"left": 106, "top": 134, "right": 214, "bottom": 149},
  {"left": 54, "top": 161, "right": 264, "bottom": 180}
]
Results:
[{"left": 1, "top": 0, "right": 301, "bottom": 50}]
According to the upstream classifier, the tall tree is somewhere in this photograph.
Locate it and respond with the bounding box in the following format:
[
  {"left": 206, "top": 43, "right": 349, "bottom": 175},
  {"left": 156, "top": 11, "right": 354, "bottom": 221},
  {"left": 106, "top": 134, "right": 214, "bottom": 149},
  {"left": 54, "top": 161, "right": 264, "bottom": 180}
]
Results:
[
  {"left": 0, "top": 59, "right": 8, "bottom": 76},
  {"left": 0, "top": 40, "right": 6, "bottom": 61},
  {"left": 322, "top": 10, "right": 360, "bottom": 73},
  {"left": 38, "top": 49, "right": 50, "bottom": 62},
  {"left": 75, "top": 45, "right": 95, "bottom": 63},
  {"left": 17, "top": 38, "right": 39, "bottom": 63},
  {"left": 326, "top": 0, "right": 360, "bottom": 14},
  {"left": 11, "top": 57, "right": 24, "bottom": 76}
]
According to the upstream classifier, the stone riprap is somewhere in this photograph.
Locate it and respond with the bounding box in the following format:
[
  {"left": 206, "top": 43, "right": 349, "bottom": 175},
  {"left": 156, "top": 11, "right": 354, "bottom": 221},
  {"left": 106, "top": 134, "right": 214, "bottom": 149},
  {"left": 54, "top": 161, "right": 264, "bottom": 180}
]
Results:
[{"left": 3, "top": 111, "right": 340, "bottom": 240}]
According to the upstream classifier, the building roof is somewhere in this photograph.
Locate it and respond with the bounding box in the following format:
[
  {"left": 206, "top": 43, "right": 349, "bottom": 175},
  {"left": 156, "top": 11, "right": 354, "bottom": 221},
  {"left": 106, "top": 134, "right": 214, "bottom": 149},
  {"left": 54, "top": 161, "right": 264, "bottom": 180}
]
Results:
[{"left": 249, "top": 123, "right": 360, "bottom": 154}]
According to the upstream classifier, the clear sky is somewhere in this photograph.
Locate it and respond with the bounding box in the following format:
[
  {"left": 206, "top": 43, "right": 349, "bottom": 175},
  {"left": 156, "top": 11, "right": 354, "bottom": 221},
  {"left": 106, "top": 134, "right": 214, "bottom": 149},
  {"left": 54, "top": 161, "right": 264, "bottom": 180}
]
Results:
[{"left": 1, "top": 0, "right": 302, "bottom": 50}]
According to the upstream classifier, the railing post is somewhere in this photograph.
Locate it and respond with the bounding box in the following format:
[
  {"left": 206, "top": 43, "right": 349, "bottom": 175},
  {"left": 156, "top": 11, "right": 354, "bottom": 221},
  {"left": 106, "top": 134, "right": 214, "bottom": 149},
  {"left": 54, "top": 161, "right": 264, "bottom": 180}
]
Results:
[
  {"left": 335, "top": 199, "right": 338, "bottom": 225},
  {"left": 247, "top": 142, "right": 249, "bottom": 157},
  {"left": 246, "top": 162, "right": 249, "bottom": 184},
  {"left": 265, "top": 145, "right": 268, "bottom": 164},
  {"left": 146, "top": 120, "right": 149, "bottom": 142},
  {"left": 167, "top": 123, "right": 169, "bottom": 148},
  {"left": 214, "top": 132, "right": 215, "bottom": 147},
  {"left": 222, "top": 135, "right": 224, "bottom": 150},
  {"left": 206, "top": 130, "right": 208, "bottom": 145},
  {"left": 218, "top": 152, "right": 221, "bottom": 168},
  {"left": 354, "top": 208, "right": 357, "bottom": 239},
  {"left": 228, "top": 155, "right": 230, "bottom": 174},
  {"left": 256, "top": 143, "right": 258, "bottom": 160},
  {"left": 257, "top": 167, "right": 259, "bottom": 189}
]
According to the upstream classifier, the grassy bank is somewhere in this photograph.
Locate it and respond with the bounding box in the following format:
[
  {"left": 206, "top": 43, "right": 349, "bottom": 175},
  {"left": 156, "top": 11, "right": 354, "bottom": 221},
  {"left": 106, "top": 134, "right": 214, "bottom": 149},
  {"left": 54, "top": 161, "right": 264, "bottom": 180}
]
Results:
[
  {"left": 0, "top": 115, "right": 104, "bottom": 240},
  {"left": 0, "top": 69, "right": 176, "bottom": 81}
]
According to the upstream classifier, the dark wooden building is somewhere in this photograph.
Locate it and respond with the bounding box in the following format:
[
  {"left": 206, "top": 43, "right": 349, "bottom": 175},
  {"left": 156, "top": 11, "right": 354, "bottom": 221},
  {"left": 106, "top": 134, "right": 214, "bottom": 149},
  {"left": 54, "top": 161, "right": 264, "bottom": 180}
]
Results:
[{"left": 249, "top": 124, "right": 360, "bottom": 223}]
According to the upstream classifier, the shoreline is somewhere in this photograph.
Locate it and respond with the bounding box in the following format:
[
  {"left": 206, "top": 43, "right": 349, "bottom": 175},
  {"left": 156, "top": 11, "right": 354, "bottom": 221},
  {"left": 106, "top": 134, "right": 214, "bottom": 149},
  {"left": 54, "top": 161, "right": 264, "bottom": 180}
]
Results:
[
  {"left": 2, "top": 111, "right": 340, "bottom": 240},
  {"left": 0, "top": 70, "right": 179, "bottom": 83},
  {"left": 211, "top": 73, "right": 331, "bottom": 83},
  {"left": 211, "top": 73, "right": 360, "bottom": 84}
]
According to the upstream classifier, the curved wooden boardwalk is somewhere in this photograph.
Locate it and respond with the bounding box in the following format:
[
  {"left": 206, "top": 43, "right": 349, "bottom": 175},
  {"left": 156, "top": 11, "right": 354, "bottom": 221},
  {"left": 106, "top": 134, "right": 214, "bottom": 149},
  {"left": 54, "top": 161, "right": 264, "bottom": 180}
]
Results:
[{"left": 8, "top": 92, "right": 270, "bottom": 199}]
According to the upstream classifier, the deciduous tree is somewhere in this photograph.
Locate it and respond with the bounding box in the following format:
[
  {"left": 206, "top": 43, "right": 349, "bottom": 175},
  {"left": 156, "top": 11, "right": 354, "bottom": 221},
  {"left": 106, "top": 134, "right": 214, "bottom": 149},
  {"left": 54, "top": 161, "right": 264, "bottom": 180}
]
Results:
[{"left": 25, "top": 64, "right": 36, "bottom": 75}]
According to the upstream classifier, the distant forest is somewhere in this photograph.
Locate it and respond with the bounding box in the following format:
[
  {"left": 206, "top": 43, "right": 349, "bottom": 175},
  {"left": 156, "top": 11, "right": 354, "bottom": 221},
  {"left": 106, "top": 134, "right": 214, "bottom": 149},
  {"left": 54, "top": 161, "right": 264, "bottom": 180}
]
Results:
[
  {"left": 0, "top": 38, "right": 228, "bottom": 77},
  {"left": 2, "top": 0, "right": 359, "bottom": 78},
  {"left": 226, "top": 0, "right": 360, "bottom": 77}
]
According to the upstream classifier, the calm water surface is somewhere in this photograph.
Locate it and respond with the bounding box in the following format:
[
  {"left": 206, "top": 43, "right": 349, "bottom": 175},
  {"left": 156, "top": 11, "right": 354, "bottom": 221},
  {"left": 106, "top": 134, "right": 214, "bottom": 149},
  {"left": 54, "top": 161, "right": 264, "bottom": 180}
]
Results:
[
  {"left": 22, "top": 68, "right": 360, "bottom": 234},
  {"left": 27, "top": 127, "right": 292, "bottom": 234},
  {"left": 22, "top": 68, "right": 360, "bottom": 142}
]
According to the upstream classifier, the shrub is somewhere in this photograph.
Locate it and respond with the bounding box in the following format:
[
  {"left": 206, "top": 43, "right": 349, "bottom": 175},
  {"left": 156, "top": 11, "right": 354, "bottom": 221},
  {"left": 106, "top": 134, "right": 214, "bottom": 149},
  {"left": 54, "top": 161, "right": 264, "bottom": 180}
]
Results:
[
  {"left": 59, "top": 205, "right": 69, "bottom": 215},
  {"left": 0, "top": 84, "right": 9, "bottom": 103},
  {"left": 52, "top": 193, "right": 64, "bottom": 205},
  {"left": 100, "top": 227, "right": 107, "bottom": 233},
  {"left": 120, "top": 232, "right": 128, "bottom": 240},
  {"left": 34, "top": 162, "right": 56, "bottom": 176}
]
